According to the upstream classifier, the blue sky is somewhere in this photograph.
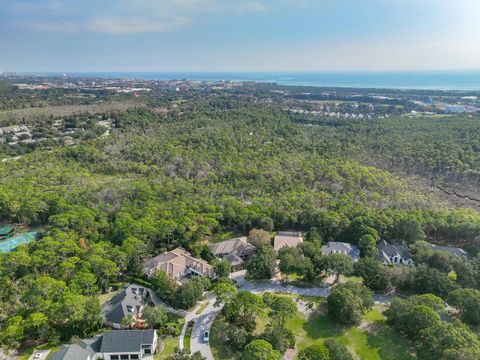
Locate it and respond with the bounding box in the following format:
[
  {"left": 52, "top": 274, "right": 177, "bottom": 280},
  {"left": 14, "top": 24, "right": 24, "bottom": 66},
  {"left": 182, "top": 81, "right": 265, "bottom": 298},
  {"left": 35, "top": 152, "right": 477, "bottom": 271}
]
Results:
[{"left": 0, "top": 0, "right": 479, "bottom": 72}]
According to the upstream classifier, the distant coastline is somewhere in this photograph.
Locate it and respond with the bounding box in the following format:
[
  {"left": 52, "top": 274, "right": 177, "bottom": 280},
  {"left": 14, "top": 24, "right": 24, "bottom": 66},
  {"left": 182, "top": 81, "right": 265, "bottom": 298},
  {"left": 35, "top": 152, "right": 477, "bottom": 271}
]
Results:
[{"left": 19, "top": 70, "right": 480, "bottom": 91}]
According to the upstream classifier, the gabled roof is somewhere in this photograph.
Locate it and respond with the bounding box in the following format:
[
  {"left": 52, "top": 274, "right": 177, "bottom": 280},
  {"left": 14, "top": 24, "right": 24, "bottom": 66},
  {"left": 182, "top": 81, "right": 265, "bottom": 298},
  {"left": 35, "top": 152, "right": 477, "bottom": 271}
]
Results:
[
  {"left": 427, "top": 243, "right": 469, "bottom": 258},
  {"left": 274, "top": 232, "right": 303, "bottom": 251},
  {"left": 100, "top": 330, "right": 156, "bottom": 353},
  {"left": 377, "top": 240, "right": 412, "bottom": 263},
  {"left": 321, "top": 242, "right": 360, "bottom": 261},
  {"left": 102, "top": 284, "right": 149, "bottom": 324},
  {"left": 208, "top": 237, "right": 255, "bottom": 258},
  {"left": 143, "top": 247, "right": 213, "bottom": 277},
  {"left": 49, "top": 337, "right": 101, "bottom": 360}
]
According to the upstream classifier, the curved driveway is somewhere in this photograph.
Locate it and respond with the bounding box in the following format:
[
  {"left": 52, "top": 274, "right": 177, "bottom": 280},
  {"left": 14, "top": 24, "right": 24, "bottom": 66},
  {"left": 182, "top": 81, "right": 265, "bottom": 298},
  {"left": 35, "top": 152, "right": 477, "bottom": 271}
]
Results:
[{"left": 188, "top": 272, "right": 392, "bottom": 360}]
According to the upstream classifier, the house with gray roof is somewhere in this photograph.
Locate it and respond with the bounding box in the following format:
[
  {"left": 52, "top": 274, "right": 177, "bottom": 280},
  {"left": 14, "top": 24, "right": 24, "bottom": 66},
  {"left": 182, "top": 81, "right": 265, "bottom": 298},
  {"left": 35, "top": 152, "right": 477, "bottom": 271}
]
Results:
[
  {"left": 49, "top": 330, "right": 157, "bottom": 360},
  {"left": 377, "top": 240, "right": 413, "bottom": 265},
  {"left": 50, "top": 337, "right": 102, "bottom": 360},
  {"left": 100, "top": 330, "right": 157, "bottom": 359},
  {"left": 427, "top": 243, "right": 469, "bottom": 258},
  {"left": 321, "top": 242, "right": 360, "bottom": 261},
  {"left": 208, "top": 236, "right": 256, "bottom": 271},
  {"left": 102, "top": 284, "right": 151, "bottom": 329}
]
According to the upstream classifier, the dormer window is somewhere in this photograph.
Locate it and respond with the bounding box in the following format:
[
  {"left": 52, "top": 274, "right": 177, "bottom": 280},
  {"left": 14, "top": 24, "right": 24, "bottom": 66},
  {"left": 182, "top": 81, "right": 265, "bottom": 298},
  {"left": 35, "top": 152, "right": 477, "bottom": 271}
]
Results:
[{"left": 126, "top": 305, "right": 134, "bottom": 313}]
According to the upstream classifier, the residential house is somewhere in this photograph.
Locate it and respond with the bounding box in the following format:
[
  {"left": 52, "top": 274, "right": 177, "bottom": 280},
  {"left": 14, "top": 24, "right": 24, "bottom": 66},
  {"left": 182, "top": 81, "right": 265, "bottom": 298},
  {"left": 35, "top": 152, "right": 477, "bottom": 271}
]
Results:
[
  {"left": 321, "top": 242, "right": 360, "bottom": 262},
  {"left": 49, "top": 330, "right": 158, "bottom": 360},
  {"left": 50, "top": 337, "right": 102, "bottom": 360},
  {"left": 143, "top": 247, "right": 214, "bottom": 279},
  {"left": 377, "top": 240, "right": 413, "bottom": 265},
  {"left": 208, "top": 236, "right": 256, "bottom": 271},
  {"left": 427, "top": 243, "right": 469, "bottom": 258},
  {"left": 274, "top": 231, "right": 303, "bottom": 252},
  {"left": 100, "top": 330, "right": 157, "bottom": 360},
  {"left": 102, "top": 284, "right": 151, "bottom": 329}
]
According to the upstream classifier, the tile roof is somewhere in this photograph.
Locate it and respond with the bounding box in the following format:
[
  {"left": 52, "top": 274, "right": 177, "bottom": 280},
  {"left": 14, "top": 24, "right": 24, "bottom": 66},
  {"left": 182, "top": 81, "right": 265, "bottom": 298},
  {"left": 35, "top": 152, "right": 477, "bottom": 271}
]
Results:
[
  {"left": 143, "top": 247, "right": 213, "bottom": 277},
  {"left": 274, "top": 233, "right": 303, "bottom": 251}
]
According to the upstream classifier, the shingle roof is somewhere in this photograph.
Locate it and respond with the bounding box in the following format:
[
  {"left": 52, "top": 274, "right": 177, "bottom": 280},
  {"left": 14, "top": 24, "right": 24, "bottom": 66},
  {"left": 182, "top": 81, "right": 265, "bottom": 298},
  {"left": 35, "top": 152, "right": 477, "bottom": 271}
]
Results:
[
  {"left": 377, "top": 240, "right": 412, "bottom": 264},
  {"left": 321, "top": 242, "right": 360, "bottom": 261},
  {"left": 428, "top": 243, "right": 469, "bottom": 258},
  {"left": 102, "top": 283, "right": 149, "bottom": 324},
  {"left": 100, "top": 330, "right": 155, "bottom": 353},
  {"left": 49, "top": 337, "right": 101, "bottom": 360},
  {"left": 208, "top": 237, "right": 255, "bottom": 264}
]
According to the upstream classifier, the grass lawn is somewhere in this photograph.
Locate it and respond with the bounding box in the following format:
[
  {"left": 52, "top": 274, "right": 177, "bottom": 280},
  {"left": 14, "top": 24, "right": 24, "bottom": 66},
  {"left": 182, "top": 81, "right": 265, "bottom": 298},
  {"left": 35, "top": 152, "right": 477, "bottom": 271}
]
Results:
[
  {"left": 195, "top": 300, "right": 210, "bottom": 315},
  {"left": 338, "top": 275, "right": 363, "bottom": 284},
  {"left": 184, "top": 322, "right": 194, "bottom": 353},
  {"left": 18, "top": 342, "right": 62, "bottom": 360},
  {"left": 155, "top": 313, "right": 185, "bottom": 360},
  {"left": 287, "top": 303, "right": 416, "bottom": 360},
  {"left": 211, "top": 292, "right": 415, "bottom": 360},
  {"left": 98, "top": 289, "right": 121, "bottom": 306},
  {"left": 155, "top": 337, "right": 179, "bottom": 360}
]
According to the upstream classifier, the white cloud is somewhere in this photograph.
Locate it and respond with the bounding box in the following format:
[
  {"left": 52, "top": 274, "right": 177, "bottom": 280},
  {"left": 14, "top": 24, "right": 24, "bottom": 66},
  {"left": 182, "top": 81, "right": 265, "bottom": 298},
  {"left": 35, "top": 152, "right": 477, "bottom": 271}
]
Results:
[
  {"left": 26, "top": 20, "right": 81, "bottom": 32},
  {"left": 88, "top": 16, "right": 191, "bottom": 33},
  {"left": 12, "top": 0, "right": 268, "bottom": 33}
]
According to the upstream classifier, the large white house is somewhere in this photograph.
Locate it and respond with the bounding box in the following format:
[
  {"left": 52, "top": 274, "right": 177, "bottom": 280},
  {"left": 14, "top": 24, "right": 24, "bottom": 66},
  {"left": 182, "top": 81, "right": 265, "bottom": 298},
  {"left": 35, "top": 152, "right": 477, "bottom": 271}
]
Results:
[
  {"left": 49, "top": 330, "right": 158, "bottom": 360},
  {"left": 377, "top": 240, "right": 413, "bottom": 265}
]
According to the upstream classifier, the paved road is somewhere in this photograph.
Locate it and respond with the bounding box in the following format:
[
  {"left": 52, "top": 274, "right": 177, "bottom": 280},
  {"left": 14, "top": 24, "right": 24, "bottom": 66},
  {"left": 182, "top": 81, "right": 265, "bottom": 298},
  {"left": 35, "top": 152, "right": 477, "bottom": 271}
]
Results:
[
  {"left": 188, "top": 273, "right": 393, "bottom": 360},
  {"left": 189, "top": 299, "right": 222, "bottom": 360}
]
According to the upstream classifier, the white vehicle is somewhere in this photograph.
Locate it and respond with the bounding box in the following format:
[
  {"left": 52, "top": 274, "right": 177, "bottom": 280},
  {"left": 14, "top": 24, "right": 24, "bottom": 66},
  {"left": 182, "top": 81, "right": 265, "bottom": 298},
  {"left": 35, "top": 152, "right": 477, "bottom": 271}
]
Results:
[{"left": 203, "top": 331, "right": 209, "bottom": 343}]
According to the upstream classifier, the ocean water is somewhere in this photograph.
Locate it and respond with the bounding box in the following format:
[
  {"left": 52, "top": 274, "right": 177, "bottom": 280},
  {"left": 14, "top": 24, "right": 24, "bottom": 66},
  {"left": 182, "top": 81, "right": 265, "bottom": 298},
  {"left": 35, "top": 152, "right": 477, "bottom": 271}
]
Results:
[{"left": 48, "top": 71, "right": 480, "bottom": 91}]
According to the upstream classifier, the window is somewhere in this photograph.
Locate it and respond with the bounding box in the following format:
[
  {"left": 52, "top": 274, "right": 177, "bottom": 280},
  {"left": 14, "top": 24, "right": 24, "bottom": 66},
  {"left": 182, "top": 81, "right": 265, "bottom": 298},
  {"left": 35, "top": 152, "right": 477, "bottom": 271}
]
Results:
[
  {"left": 110, "top": 356, "right": 119, "bottom": 360},
  {"left": 121, "top": 355, "right": 129, "bottom": 360},
  {"left": 130, "top": 355, "right": 139, "bottom": 359},
  {"left": 126, "top": 305, "right": 134, "bottom": 313},
  {"left": 144, "top": 349, "right": 151, "bottom": 355}
]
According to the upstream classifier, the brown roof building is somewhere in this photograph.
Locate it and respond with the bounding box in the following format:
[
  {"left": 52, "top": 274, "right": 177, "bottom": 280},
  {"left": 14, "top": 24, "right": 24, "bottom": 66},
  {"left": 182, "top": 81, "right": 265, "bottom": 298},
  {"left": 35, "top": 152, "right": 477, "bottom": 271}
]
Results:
[
  {"left": 273, "top": 231, "right": 303, "bottom": 252},
  {"left": 143, "top": 247, "right": 214, "bottom": 279}
]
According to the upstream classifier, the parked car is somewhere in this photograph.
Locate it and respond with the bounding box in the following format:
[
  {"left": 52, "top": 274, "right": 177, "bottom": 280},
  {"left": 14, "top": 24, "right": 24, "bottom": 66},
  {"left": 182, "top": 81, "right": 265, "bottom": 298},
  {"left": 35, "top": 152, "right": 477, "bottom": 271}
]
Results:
[{"left": 203, "top": 331, "right": 209, "bottom": 342}]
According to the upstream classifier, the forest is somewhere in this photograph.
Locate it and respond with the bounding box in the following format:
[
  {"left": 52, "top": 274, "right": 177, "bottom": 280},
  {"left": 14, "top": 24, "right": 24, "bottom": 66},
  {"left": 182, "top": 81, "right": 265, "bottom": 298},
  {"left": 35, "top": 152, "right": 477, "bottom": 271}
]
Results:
[{"left": 1, "top": 92, "right": 480, "bottom": 357}]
